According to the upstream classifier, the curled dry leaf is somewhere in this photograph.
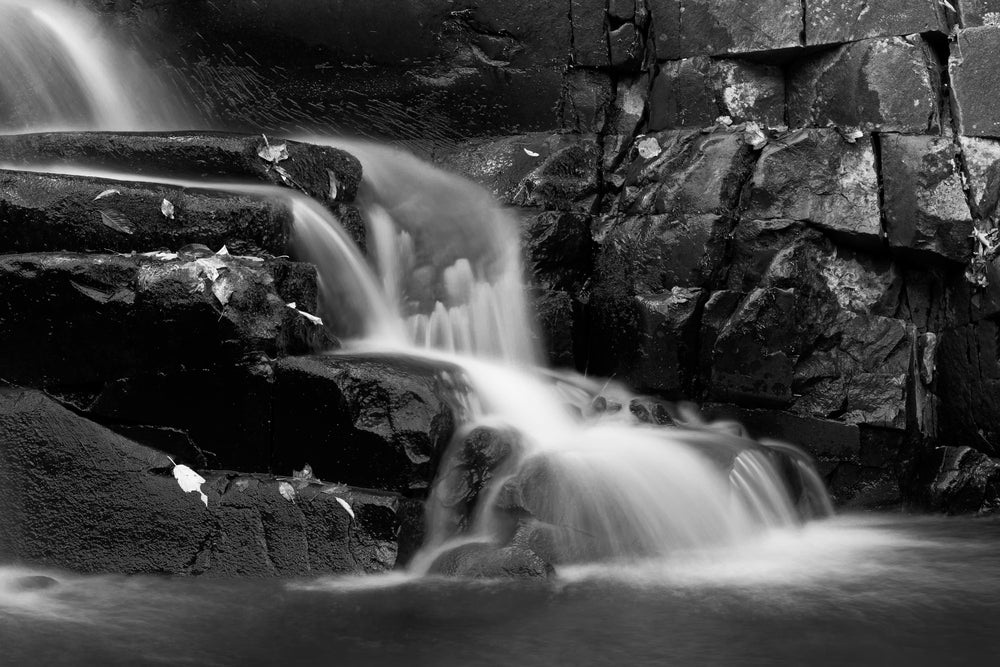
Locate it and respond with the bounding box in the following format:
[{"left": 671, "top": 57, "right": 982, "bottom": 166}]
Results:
[
  {"left": 94, "top": 188, "right": 120, "bottom": 201},
  {"left": 293, "top": 463, "right": 315, "bottom": 480},
  {"left": 328, "top": 169, "right": 339, "bottom": 200},
  {"left": 211, "top": 272, "right": 237, "bottom": 306},
  {"left": 257, "top": 134, "right": 289, "bottom": 164},
  {"left": 278, "top": 481, "right": 297, "bottom": 502},
  {"left": 335, "top": 497, "right": 355, "bottom": 520},
  {"left": 636, "top": 136, "right": 662, "bottom": 160}
]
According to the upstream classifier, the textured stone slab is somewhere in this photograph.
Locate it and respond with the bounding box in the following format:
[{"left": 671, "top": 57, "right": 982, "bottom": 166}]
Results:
[
  {"left": 805, "top": 0, "right": 949, "bottom": 45},
  {"left": 648, "top": 57, "right": 785, "bottom": 130},
  {"left": 958, "top": 0, "right": 1000, "bottom": 27},
  {"left": 880, "top": 134, "right": 974, "bottom": 263},
  {"left": 741, "top": 129, "right": 882, "bottom": 246},
  {"left": 571, "top": 0, "right": 608, "bottom": 66},
  {"left": 788, "top": 36, "right": 940, "bottom": 133},
  {"left": 951, "top": 27, "right": 1000, "bottom": 137},
  {"left": 648, "top": 0, "right": 802, "bottom": 59}
]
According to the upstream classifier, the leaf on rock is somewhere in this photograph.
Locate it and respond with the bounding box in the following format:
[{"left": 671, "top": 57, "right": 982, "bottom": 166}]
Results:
[
  {"left": 216, "top": 245, "right": 230, "bottom": 256},
  {"left": 98, "top": 209, "right": 135, "bottom": 235},
  {"left": 327, "top": 169, "right": 339, "bottom": 200},
  {"left": 94, "top": 188, "right": 121, "bottom": 201},
  {"left": 320, "top": 483, "right": 349, "bottom": 495},
  {"left": 161, "top": 199, "right": 175, "bottom": 219},
  {"left": 335, "top": 497, "right": 355, "bottom": 520},
  {"left": 170, "top": 459, "right": 208, "bottom": 508},
  {"left": 141, "top": 250, "right": 179, "bottom": 261},
  {"left": 285, "top": 301, "right": 297, "bottom": 310},
  {"left": 278, "top": 481, "right": 297, "bottom": 502},
  {"left": 293, "top": 463, "right": 315, "bottom": 480},
  {"left": 743, "top": 122, "right": 768, "bottom": 150},
  {"left": 523, "top": 148, "right": 540, "bottom": 157},
  {"left": 257, "top": 134, "right": 289, "bottom": 164},
  {"left": 636, "top": 136, "right": 661, "bottom": 160},
  {"left": 273, "top": 164, "right": 294, "bottom": 186},
  {"left": 295, "top": 308, "right": 324, "bottom": 326},
  {"left": 194, "top": 255, "right": 228, "bottom": 282},
  {"left": 211, "top": 272, "right": 237, "bottom": 306}
]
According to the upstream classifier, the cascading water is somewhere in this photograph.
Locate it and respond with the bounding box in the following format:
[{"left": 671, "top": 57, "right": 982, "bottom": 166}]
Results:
[
  {"left": 0, "top": 0, "right": 832, "bottom": 573},
  {"left": 0, "top": 0, "right": 186, "bottom": 132}
]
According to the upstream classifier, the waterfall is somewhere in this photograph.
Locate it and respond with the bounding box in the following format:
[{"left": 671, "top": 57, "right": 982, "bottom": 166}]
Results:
[{"left": 0, "top": 0, "right": 185, "bottom": 132}]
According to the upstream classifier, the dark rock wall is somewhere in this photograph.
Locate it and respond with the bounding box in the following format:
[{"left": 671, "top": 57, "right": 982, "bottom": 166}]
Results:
[{"left": 72, "top": 2, "right": 1000, "bottom": 513}]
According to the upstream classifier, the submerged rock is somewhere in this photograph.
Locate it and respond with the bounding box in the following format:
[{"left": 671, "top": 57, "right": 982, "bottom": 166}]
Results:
[{"left": 426, "top": 541, "right": 552, "bottom": 579}]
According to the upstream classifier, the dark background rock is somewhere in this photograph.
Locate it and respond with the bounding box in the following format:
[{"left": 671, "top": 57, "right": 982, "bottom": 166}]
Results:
[
  {"left": 804, "top": 0, "right": 949, "bottom": 46},
  {"left": 951, "top": 27, "right": 1000, "bottom": 138}
]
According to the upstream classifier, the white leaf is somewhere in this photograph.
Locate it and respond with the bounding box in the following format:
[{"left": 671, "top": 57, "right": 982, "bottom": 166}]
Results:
[
  {"left": 278, "top": 481, "right": 296, "bottom": 502},
  {"left": 98, "top": 209, "right": 135, "bottom": 235},
  {"left": 636, "top": 136, "right": 661, "bottom": 160},
  {"left": 171, "top": 462, "right": 208, "bottom": 508},
  {"left": 257, "top": 135, "right": 289, "bottom": 164},
  {"left": 274, "top": 164, "right": 294, "bottom": 186},
  {"left": 293, "top": 464, "right": 314, "bottom": 480},
  {"left": 285, "top": 302, "right": 297, "bottom": 309},
  {"left": 523, "top": 148, "right": 540, "bottom": 157},
  {"left": 335, "top": 497, "right": 355, "bottom": 520},
  {"left": 328, "top": 169, "right": 339, "bottom": 200},
  {"left": 161, "top": 199, "right": 175, "bottom": 219},
  {"left": 715, "top": 115, "right": 733, "bottom": 126},
  {"left": 216, "top": 245, "right": 230, "bottom": 256},
  {"left": 194, "top": 256, "right": 227, "bottom": 282},
  {"left": 94, "top": 189, "right": 120, "bottom": 201},
  {"left": 743, "top": 121, "right": 768, "bottom": 150},
  {"left": 141, "top": 251, "right": 179, "bottom": 261},
  {"left": 211, "top": 272, "right": 236, "bottom": 306},
  {"left": 295, "top": 309, "right": 324, "bottom": 326}
]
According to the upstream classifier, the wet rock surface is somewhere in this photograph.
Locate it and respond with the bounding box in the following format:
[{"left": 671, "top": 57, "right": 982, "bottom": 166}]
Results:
[{"left": 0, "top": 387, "right": 399, "bottom": 576}]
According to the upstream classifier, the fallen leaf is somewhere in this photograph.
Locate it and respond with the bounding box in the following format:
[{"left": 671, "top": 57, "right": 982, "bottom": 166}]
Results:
[
  {"left": 161, "top": 199, "right": 175, "bottom": 219},
  {"left": 211, "top": 272, "right": 237, "bottom": 306},
  {"left": 257, "top": 135, "right": 289, "bottom": 164},
  {"left": 328, "top": 169, "right": 339, "bottom": 200},
  {"left": 216, "top": 245, "right": 230, "bottom": 256},
  {"left": 274, "top": 164, "right": 294, "bottom": 186},
  {"left": 278, "top": 481, "right": 296, "bottom": 502},
  {"left": 293, "top": 464, "right": 315, "bottom": 480},
  {"left": 523, "top": 148, "right": 540, "bottom": 157},
  {"left": 320, "top": 483, "right": 349, "bottom": 495},
  {"left": 194, "top": 255, "right": 228, "bottom": 282},
  {"left": 335, "top": 497, "right": 355, "bottom": 520},
  {"left": 94, "top": 189, "right": 121, "bottom": 201},
  {"left": 140, "top": 251, "right": 179, "bottom": 261},
  {"left": 285, "top": 302, "right": 297, "bottom": 310},
  {"left": 169, "top": 457, "right": 208, "bottom": 508},
  {"left": 98, "top": 209, "right": 135, "bottom": 235},
  {"left": 295, "top": 309, "right": 324, "bottom": 326},
  {"left": 743, "top": 121, "right": 768, "bottom": 150}
]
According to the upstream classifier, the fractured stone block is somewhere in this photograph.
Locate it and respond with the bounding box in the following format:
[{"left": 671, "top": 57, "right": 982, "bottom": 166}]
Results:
[
  {"left": 951, "top": 27, "right": 1000, "bottom": 137},
  {"left": 805, "top": 0, "right": 949, "bottom": 45},
  {"left": 788, "top": 35, "right": 940, "bottom": 134},
  {"left": 880, "top": 134, "right": 974, "bottom": 263},
  {"left": 741, "top": 129, "right": 882, "bottom": 247},
  {"left": 958, "top": 0, "right": 1000, "bottom": 27},
  {"left": 648, "top": 0, "right": 802, "bottom": 59},
  {"left": 648, "top": 57, "right": 785, "bottom": 130}
]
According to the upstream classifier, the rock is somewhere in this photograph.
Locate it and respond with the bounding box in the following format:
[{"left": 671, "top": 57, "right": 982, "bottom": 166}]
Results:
[
  {"left": 561, "top": 70, "right": 614, "bottom": 134},
  {"left": 522, "top": 210, "right": 594, "bottom": 292},
  {"left": 0, "top": 252, "right": 327, "bottom": 388},
  {"left": 726, "top": 219, "right": 806, "bottom": 292},
  {"left": 788, "top": 36, "right": 940, "bottom": 134},
  {"left": 957, "top": 135, "right": 1000, "bottom": 218},
  {"left": 950, "top": 27, "right": 1000, "bottom": 137},
  {"left": 0, "top": 168, "right": 293, "bottom": 256},
  {"left": 648, "top": 57, "right": 785, "bottom": 130},
  {"left": 600, "top": 214, "right": 730, "bottom": 291},
  {"left": 959, "top": 1, "right": 1000, "bottom": 27},
  {"left": 710, "top": 288, "right": 797, "bottom": 406},
  {"left": 426, "top": 542, "right": 552, "bottom": 579},
  {"left": 272, "top": 354, "right": 470, "bottom": 493},
  {"left": 608, "top": 75, "right": 650, "bottom": 137},
  {"left": 741, "top": 129, "right": 882, "bottom": 248},
  {"left": 0, "top": 131, "right": 363, "bottom": 205},
  {"left": 628, "top": 396, "right": 676, "bottom": 425},
  {"left": 0, "top": 387, "right": 398, "bottom": 575},
  {"left": 804, "top": 0, "right": 949, "bottom": 45},
  {"left": 532, "top": 289, "right": 579, "bottom": 368},
  {"left": 609, "top": 23, "right": 642, "bottom": 68},
  {"left": 937, "top": 321, "right": 1000, "bottom": 457},
  {"left": 513, "top": 136, "right": 601, "bottom": 212},
  {"left": 615, "top": 127, "right": 757, "bottom": 218},
  {"left": 609, "top": 0, "right": 636, "bottom": 22},
  {"left": 626, "top": 288, "right": 705, "bottom": 396},
  {"left": 648, "top": 0, "right": 802, "bottom": 59},
  {"left": 879, "top": 134, "right": 974, "bottom": 263},
  {"left": 921, "top": 446, "right": 1000, "bottom": 514},
  {"left": 571, "top": 0, "right": 609, "bottom": 66}
]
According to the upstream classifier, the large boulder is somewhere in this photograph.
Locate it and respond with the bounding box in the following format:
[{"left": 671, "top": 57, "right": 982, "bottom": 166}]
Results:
[
  {"left": 648, "top": 57, "right": 785, "bottom": 130},
  {"left": 741, "top": 129, "right": 882, "bottom": 248},
  {"left": 804, "top": 0, "right": 949, "bottom": 45},
  {"left": 788, "top": 36, "right": 941, "bottom": 134},
  {"left": 0, "top": 387, "right": 399, "bottom": 575},
  {"left": 0, "top": 251, "right": 329, "bottom": 388},
  {"left": 272, "top": 354, "right": 471, "bottom": 493},
  {"left": 0, "top": 169, "right": 293, "bottom": 255},
  {"left": 0, "top": 131, "right": 362, "bottom": 205},
  {"left": 879, "top": 134, "right": 974, "bottom": 263}
]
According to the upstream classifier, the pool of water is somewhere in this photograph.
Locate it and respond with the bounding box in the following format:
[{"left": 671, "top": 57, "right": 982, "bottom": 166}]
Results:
[{"left": 2, "top": 514, "right": 999, "bottom": 666}]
